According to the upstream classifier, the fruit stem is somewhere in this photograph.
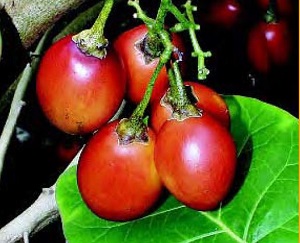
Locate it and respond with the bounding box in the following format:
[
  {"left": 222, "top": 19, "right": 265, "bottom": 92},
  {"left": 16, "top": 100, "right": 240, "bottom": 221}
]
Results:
[
  {"left": 118, "top": 0, "right": 182, "bottom": 144},
  {"left": 168, "top": 0, "right": 212, "bottom": 80},
  {"left": 265, "top": 0, "right": 278, "bottom": 23},
  {"left": 131, "top": 30, "right": 173, "bottom": 120},
  {"left": 116, "top": 30, "right": 173, "bottom": 144},
  {"left": 72, "top": 0, "right": 114, "bottom": 59},
  {"left": 128, "top": 0, "right": 155, "bottom": 27},
  {"left": 130, "top": 0, "right": 211, "bottom": 80},
  {"left": 165, "top": 61, "right": 201, "bottom": 119},
  {"left": 116, "top": 0, "right": 207, "bottom": 144},
  {"left": 167, "top": 62, "right": 189, "bottom": 108},
  {"left": 128, "top": 0, "right": 204, "bottom": 122},
  {"left": 128, "top": 0, "right": 168, "bottom": 58}
]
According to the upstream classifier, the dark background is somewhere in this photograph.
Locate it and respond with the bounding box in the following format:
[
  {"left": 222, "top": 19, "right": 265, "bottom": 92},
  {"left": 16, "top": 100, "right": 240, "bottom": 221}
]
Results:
[{"left": 0, "top": 0, "right": 298, "bottom": 242}]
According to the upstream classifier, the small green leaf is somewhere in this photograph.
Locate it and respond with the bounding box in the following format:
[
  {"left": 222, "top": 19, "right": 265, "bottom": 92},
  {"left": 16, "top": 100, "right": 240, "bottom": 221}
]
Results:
[{"left": 56, "top": 95, "right": 298, "bottom": 243}]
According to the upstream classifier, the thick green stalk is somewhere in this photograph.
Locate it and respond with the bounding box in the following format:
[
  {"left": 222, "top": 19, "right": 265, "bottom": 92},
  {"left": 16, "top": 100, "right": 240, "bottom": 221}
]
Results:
[
  {"left": 152, "top": 0, "right": 169, "bottom": 31},
  {"left": 89, "top": 0, "right": 113, "bottom": 38},
  {"left": 166, "top": 61, "right": 200, "bottom": 118},
  {"left": 53, "top": 1, "right": 105, "bottom": 43},
  {"left": 172, "top": 61, "right": 189, "bottom": 107},
  {"left": 72, "top": 0, "right": 114, "bottom": 58}
]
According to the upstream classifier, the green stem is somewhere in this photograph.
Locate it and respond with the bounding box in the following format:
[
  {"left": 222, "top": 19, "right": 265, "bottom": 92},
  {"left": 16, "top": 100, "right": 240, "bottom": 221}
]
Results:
[
  {"left": 90, "top": 0, "right": 113, "bottom": 38},
  {"left": 167, "top": 1, "right": 211, "bottom": 80},
  {"left": 130, "top": 57, "right": 165, "bottom": 119},
  {"left": 53, "top": 1, "right": 105, "bottom": 43},
  {"left": 165, "top": 62, "right": 201, "bottom": 119},
  {"left": 184, "top": 1, "right": 211, "bottom": 80},
  {"left": 118, "top": 0, "right": 208, "bottom": 143},
  {"left": 265, "top": 0, "right": 278, "bottom": 23},
  {"left": 128, "top": 0, "right": 205, "bottom": 116},
  {"left": 128, "top": 0, "right": 167, "bottom": 59},
  {"left": 172, "top": 61, "right": 189, "bottom": 107},
  {"left": 167, "top": 1, "right": 192, "bottom": 31},
  {"left": 72, "top": 0, "right": 114, "bottom": 59},
  {"left": 131, "top": 30, "right": 173, "bottom": 120},
  {"left": 128, "top": 0, "right": 155, "bottom": 27},
  {"left": 166, "top": 61, "right": 189, "bottom": 108},
  {"left": 116, "top": 29, "right": 173, "bottom": 145},
  {"left": 152, "top": 0, "right": 169, "bottom": 31}
]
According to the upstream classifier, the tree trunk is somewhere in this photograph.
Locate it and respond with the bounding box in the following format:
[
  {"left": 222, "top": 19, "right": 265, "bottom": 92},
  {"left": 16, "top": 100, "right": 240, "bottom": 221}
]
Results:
[{"left": 0, "top": 0, "right": 92, "bottom": 49}]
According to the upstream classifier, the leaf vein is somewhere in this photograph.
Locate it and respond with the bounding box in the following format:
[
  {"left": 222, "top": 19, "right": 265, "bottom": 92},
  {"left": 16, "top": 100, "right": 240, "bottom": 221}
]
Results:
[
  {"left": 242, "top": 145, "right": 294, "bottom": 241},
  {"left": 199, "top": 211, "right": 245, "bottom": 243},
  {"left": 179, "top": 230, "right": 225, "bottom": 243},
  {"left": 253, "top": 213, "right": 299, "bottom": 243}
]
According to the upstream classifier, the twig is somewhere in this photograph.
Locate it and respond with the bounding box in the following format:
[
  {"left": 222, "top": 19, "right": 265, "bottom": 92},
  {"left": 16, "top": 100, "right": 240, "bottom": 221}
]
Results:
[
  {"left": 23, "top": 232, "right": 29, "bottom": 243},
  {"left": 0, "top": 30, "right": 50, "bottom": 182},
  {"left": 0, "top": 68, "right": 27, "bottom": 180}
]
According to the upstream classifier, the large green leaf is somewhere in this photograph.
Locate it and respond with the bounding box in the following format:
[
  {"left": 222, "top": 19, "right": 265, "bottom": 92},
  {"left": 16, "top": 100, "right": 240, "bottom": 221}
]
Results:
[{"left": 56, "top": 95, "right": 299, "bottom": 243}]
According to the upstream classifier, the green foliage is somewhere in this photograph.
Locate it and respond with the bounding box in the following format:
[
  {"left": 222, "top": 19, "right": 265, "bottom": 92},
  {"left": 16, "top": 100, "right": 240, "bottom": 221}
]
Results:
[{"left": 56, "top": 95, "right": 299, "bottom": 243}]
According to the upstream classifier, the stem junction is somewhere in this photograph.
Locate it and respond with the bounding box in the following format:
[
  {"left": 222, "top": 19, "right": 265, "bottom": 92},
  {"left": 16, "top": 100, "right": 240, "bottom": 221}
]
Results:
[
  {"left": 116, "top": 0, "right": 208, "bottom": 143},
  {"left": 72, "top": 0, "right": 114, "bottom": 59}
]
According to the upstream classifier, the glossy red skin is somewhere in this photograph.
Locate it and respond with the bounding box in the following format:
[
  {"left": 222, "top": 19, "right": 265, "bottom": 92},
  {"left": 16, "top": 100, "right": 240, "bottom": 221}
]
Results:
[
  {"left": 205, "top": 0, "right": 241, "bottom": 28},
  {"left": 257, "top": 0, "right": 292, "bottom": 16},
  {"left": 150, "top": 81, "right": 230, "bottom": 133},
  {"left": 36, "top": 35, "right": 126, "bottom": 135},
  {"left": 77, "top": 120, "right": 163, "bottom": 221},
  {"left": 114, "top": 24, "right": 186, "bottom": 104},
  {"left": 247, "top": 21, "right": 291, "bottom": 73},
  {"left": 155, "top": 115, "right": 236, "bottom": 210}
]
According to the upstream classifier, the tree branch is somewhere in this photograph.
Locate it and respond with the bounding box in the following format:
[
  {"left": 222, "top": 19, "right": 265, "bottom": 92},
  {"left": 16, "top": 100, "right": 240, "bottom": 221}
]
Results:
[
  {"left": 0, "top": 0, "right": 127, "bottom": 241},
  {"left": 0, "top": 141, "right": 82, "bottom": 243},
  {"left": 0, "top": 100, "right": 126, "bottom": 242},
  {"left": 0, "top": 186, "right": 59, "bottom": 243}
]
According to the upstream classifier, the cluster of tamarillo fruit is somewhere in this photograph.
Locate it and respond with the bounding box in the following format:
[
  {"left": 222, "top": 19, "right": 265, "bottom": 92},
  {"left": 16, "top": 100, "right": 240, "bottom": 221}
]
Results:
[{"left": 36, "top": 14, "right": 237, "bottom": 221}]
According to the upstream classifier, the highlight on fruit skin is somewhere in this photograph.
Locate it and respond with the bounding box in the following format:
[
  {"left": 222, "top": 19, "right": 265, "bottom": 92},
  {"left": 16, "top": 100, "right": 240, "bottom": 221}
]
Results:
[
  {"left": 154, "top": 114, "right": 237, "bottom": 211},
  {"left": 77, "top": 120, "right": 164, "bottom": 221},
  {"left": 36, "top": 35, "right": 126, "bottom": 135}
]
